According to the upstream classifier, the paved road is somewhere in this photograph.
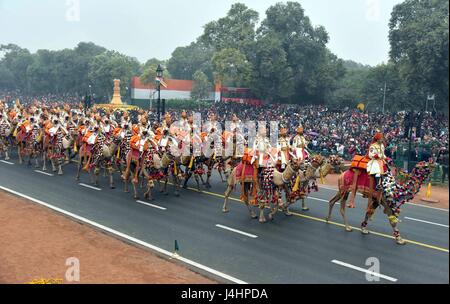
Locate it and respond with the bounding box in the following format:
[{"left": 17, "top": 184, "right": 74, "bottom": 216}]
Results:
[{"left": 0, "top": 158, "right": 448, "bottom": 284}]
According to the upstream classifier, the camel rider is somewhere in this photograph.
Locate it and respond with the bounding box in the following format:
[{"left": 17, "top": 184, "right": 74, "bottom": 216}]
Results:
[
  {"left": 162, "top": 113, "right": 172, "bottom": 133},
  {"left": 367, "top": 132, "right": 387, "bottom": 190},
  {"left": 277, "top": 126, "right": 291, "bottom": 170},
  {"left": 292, "top": 127, "right": 310, "bottom": 161},
  {"left": 229, "top": 114, "right": 246, "bottom": 159},
  {"left": 203, "top": 112, "right": 221, "bottom": 158},
  {"left": 179, "top": 110, "right": 189, "bottom": 130},
  {"left": 129, "top": 125, "right": 149, "bottom": 157},
  {"left": 121, "top": 111, "right": 131, "bottom": 130},
  {"left": 101, "top": 117, "right": 114, "bottom": 139},
  {"left": 158, "top": 125, "right": 175, "bottom": 154},
  {"left": 251, "top": 126, "right": 273, "bottom": 174}
]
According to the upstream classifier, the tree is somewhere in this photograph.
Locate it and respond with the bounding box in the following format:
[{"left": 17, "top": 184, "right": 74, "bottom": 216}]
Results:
[
  {"left": 251, "top": 32, "right": 294, "bottom": 102},
  {"left": 140, "top": 61, "right": 171, "bottom": 87},
  {"left": 256, "top": 1, "right": 342, "bottom": 104},
  {"left": 200, "top": 3, "right": 259, "bottom": 58},
  {"left": 167, "top": 41, "right": 214, "bottom": 80},
  {"left": 389, "top": 0, "right": 449, "bottom": 112},
  {"left": 191, "top": 70, "right": 212, "bottom": 100},
  {"left": 0, "top": 44, "right": 34, "bottom": 92},
  {"left": 88, "top": 51, "right": 140, "bottom": 99},
  {"left": 361, "top": 63, "right": 408, "bottom": 112},
  {"left": 212, "top": 48, "right": 253, "bottom": 87}
]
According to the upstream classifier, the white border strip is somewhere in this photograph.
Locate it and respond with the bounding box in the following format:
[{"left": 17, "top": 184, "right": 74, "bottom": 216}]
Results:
[
  {"left": 0, "top": 185, "right": 247, "bottom": 284},
  {"left": 331, "top": 260, "right": 398, "bottom": 282},
  {"left": 136, "top": 200, "right": 167, "bottom": 211},
  {"left": 79, "top": 183, "right": 102, "bottom": 191},
  {"left": 216, "top": 224, "right": 258, "bottom": 239},
  {"left": 0, "top": 160, "right": 14, "bottom": 165},
  {"left": 34, "top": 170, "right": 54, "bottom": 177},
  {"left": 405, "top": 217, "right": 449, "bottom": 228}
]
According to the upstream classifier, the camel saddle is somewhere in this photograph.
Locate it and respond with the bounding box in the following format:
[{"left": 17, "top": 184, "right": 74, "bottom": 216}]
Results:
[{"left": 351, "top": 155, "right": 370, "bottom": 170}]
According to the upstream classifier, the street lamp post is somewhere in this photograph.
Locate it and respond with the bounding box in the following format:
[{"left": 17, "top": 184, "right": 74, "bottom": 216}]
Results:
[
  {"left": 382, "top": 81, "right": 387, "bottom": 114},
  {"left": 156, "top": 64, "right": 164, "bottom": 123}
]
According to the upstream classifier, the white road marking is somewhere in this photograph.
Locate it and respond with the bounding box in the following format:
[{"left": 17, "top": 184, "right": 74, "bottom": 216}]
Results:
[
  {"left": 78, "top": 183, "right": 102, "bottom": 191},
  {"left": 0, "top": 185, "right": 248, "bottom": 284},
  {"left": 34, "top": 170, "right": 54, "bottom": 177},
  {"left": 331, "top": 260, "right": 398, "bottom": 282},
  {"left": 0, "top": 160, "right": 14, "bottom": 165},
  {"left": 405, "top": 217, "right": 449, "bottom": 228},
  {"left": 136, "top": 200, "right": 167, "bottom": 211},
  {"left": 216, "top": 224, "right": 258, "bottom": 239}
]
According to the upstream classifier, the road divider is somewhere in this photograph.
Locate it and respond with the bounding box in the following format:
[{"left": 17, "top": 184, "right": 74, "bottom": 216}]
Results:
[
  {"left": 331, "top": 259, "right": 398, "bottom": 282},
  {"left": 34, "top": 170, "right": 54, "bottom": 177},
  {"left": 405, "top": 217, "right": 449, "bottom": 228},
  {"left": 216, "top": 224, "right": 258, "bottom": 239},
  {"left": 136, "top": 200, "right": 167, "bottom": 211},
  {"left": 78, "top": 183, "right": 102, "bottom": 191},
  {"left": 0, "top": 160, "right": 14, "bottom": 165}
]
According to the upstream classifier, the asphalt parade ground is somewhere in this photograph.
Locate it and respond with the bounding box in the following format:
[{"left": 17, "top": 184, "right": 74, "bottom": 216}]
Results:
[{"left": 0, "top": 157, "right": 448, "bottom": 284}]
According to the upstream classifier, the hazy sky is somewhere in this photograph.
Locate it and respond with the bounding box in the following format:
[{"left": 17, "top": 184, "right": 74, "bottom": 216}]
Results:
[{"left": 0, "top": 0, "right": 404, "bottom": 66}]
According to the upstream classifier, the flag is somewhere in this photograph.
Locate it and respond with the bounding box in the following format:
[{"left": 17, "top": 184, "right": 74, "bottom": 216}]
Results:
[{"left": 156, "top": 77, "right": 168, "bottom": 88}]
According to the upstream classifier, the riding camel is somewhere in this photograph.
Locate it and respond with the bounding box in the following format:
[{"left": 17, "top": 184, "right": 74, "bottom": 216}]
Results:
[{"left": 326, "top": 157, "right": 435, "bottom": 245}]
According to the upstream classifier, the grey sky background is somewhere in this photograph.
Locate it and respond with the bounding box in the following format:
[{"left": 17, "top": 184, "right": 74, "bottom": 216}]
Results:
[{"left": 0, "top": 0, "right": 404, "bottom": 66}]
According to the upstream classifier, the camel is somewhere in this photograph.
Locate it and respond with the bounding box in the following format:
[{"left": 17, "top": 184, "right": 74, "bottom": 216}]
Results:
[
  {"left": 90, "top": 132, "right": 117, "bottom": 189},
  {"left": 223, "top": 159, "right": 301, "bottom": 223},
  {"left": 290, "top": 155, "right": 333, "bottom": 211},
  {"left": 0, "top": 120, "right": 12, "bottom": 160},
  {"left": 140, "top": 146, "right": 163, "bottom": 201},
  {"left": 326, "top": 159, "right": 435, "bottom": 245}
]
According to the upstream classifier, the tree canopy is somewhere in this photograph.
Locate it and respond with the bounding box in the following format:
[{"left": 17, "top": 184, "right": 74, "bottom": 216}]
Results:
[{"left": 0, "top": 1, "right": 447, "bottom": 113}]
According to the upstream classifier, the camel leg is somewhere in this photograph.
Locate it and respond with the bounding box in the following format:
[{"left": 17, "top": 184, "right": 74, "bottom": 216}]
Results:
[
  {"left": 76, "top": 156, "right": 82, "bottom": 181},
  {"left": 183, "top": 172, "right": 192, "bottom": 189},
  {"left": 326, "top": 192, "right": 345, "bottom": 223},
  {"left": 380, "top": 201, "right": 406, "bottom": 245},
  {"left": 245, "top": 199, "right": 257, "bottom": 219},
  {"left": 144, "top": 179, "right": 155, "bottom": 201},
  {"left": 173, "top": 174, "right": 180, "bottom": 197},
  {"left": 51, "top": 158, "right": 57, "bottom": 172},
  {"left": 194, "top": 174, "right": 201, "bottom": 192},
  {"left": 5, "top": 150, "right": 10, "bottom": 161},
  {"left": 94, "top": 167, "right": 100, "bottom": 187},
  {"left": 338, "top": 193, "right": 352, "bottom": 232},
  {"left": 302, "top": 198, "right": 310, "bottom": 211},
  {"left": 132, "top": 178, "right": 139, "bottom": 200},
  {"left": 42, "top": 151, "right": 47, "bottom": 171},
  {"left": 57, "top": 159, "right": 63, "bottom": 176},
  {"left": 218, "top": 168, "right": 225, "bottom": 182},
  {"left": 259, "top": 206, "right": 266, "bottom": 223},
  {"left": 108, "top": 166, "right": 115, "bottom": 189},
  {"left": 18, "top": 145, "right": 23, "bottom": 164},
  {"left": 222, "top": 185, "right": 233, "bottom": 213}
]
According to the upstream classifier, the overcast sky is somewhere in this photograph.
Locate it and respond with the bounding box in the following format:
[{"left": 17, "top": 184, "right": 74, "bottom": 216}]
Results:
[{"left": 0, "top": 0, "right": 404, "bottom": 66}]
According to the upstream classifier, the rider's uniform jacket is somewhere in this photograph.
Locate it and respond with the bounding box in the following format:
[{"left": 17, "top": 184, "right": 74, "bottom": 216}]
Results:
[
  {"left": 367, "top": 142, "right": 386, "bottom": 176},
  {"left": 292, "top": 134, "right": 309, "bottom": 161},
  {"left": 277, "top": 135, "right": 291, "bottom": 167},
  {"left": 158, "top": 133, "right": 173, "bottom": 153},
  {"left": 130, "top": 134, "right": 149, "bottom": 153},
  {"left": 252, "top": 134, "right": 272, "bottom": 168}
]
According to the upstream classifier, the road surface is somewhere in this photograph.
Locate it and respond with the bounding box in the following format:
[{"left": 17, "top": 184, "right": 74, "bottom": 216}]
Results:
[{"left": 0, "top": 158, "right": 448, "bottom": 284}]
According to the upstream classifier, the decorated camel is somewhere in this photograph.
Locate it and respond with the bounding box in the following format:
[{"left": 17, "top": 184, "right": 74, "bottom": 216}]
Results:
[
  {"left": 326, "top": 158, "right": 435, "bottom": 245},
  {"left": 222, "top": 150, "right": 302, "bottom": 223},
  {"left": 289, "top": 154, "right": 333, "bottom": 212}
]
